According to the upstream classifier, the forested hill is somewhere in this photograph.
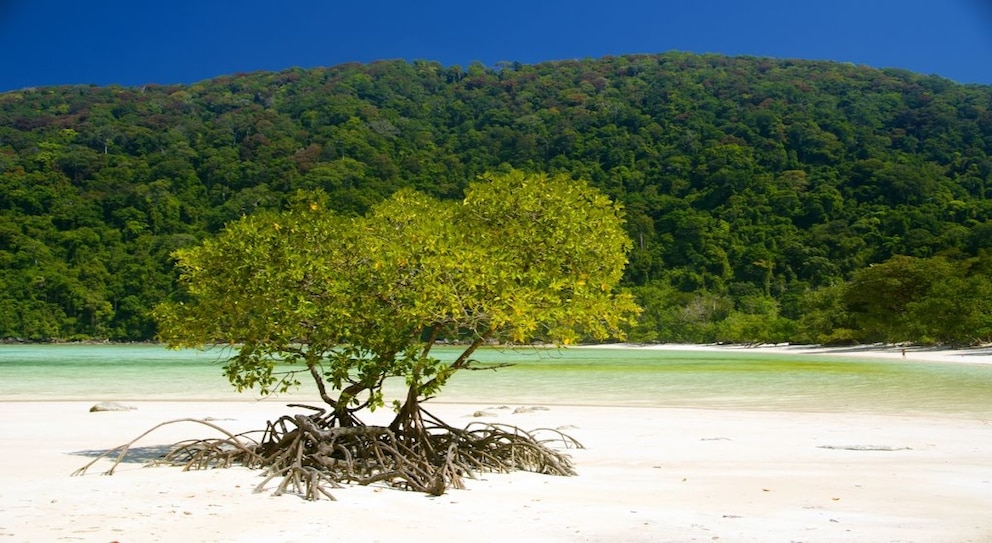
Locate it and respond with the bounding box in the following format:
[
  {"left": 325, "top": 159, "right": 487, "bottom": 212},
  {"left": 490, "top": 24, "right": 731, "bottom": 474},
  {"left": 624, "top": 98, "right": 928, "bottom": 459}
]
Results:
[{"left": 2, "top": 52, "right": 992, "bottom": 343}]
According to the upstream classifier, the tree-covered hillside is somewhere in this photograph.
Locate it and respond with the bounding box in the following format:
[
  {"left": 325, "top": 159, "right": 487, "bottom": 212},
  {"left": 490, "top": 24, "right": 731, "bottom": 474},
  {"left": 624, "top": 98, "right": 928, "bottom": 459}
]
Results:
[{"left": 2, "top": 53, "right": 992, "bottom": 343}]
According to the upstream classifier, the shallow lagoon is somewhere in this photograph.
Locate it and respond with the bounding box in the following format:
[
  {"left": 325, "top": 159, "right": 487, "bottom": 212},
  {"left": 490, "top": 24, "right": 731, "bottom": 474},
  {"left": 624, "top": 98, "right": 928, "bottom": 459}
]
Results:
[{"left": 1, "top": 344, "right": 990, "bottom": 417}]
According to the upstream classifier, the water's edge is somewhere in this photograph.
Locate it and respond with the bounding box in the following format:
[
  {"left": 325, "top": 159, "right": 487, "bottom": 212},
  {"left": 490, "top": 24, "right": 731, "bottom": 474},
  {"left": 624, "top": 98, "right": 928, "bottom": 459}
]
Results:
[{"left": 2, "top": 344, "right": 990, "bottom": 418}]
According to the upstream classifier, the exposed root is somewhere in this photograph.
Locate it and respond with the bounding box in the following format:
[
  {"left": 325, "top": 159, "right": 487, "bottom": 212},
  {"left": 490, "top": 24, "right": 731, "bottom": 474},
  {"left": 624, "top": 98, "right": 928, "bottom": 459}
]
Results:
[
  {"left": 73, "top": 405, "right": 582, "bottom": 501},
  {"left": 71, "top": 418, "right": 261, "bottom": 476}
]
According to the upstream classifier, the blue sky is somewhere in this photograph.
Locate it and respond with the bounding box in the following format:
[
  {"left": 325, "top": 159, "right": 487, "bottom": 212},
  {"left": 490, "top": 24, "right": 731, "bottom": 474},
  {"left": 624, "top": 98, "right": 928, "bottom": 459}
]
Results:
[{"left": 1, "top": 0, "right": 990, "bottom": 92}]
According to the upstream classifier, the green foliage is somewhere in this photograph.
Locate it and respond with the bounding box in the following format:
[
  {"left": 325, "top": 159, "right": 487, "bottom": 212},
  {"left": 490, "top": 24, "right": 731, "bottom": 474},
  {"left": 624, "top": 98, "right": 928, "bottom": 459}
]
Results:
[
  {"left": 843, "top": 256, "right": 946, "bottom": 342},
  {"left": 792, "top": 284, "right": 859, "bottom": 345},
  {"left": 155, "top": 171, "right": 639, "bottom": 408},
  {"left": 2, "top": 53, "right": 992, "bottom": 344},
  {"left": 627, "top": 283, "right": 732, "bottom": 343},
  {"left": 841, "top": 254, "right": 992, "bottom": 344}
]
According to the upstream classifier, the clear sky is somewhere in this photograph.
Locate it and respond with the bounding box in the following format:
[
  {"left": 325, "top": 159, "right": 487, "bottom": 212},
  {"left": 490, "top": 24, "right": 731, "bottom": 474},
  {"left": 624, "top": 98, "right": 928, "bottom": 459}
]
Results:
[{"left": 1, "top": 0, "right": 990, "bottom": 93}]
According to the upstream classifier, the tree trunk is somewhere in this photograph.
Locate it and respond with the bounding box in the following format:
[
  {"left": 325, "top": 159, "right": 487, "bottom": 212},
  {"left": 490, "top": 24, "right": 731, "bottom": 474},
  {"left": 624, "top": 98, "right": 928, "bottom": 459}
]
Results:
[{"left": 389, "top": 378, "right": 422, "bottom": 437}]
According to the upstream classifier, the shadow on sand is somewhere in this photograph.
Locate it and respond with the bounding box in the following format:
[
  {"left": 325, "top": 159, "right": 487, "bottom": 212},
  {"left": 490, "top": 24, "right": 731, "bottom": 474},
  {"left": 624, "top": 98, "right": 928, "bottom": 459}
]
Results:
[{"left": 69, "top": 444, "right": 173, "bottom": 464}]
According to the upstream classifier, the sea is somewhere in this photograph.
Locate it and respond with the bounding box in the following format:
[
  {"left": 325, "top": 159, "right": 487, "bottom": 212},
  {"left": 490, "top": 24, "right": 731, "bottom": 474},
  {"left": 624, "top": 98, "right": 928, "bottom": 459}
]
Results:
[{"left": 1, "top": 344, "right": 991, "bottom": 418}]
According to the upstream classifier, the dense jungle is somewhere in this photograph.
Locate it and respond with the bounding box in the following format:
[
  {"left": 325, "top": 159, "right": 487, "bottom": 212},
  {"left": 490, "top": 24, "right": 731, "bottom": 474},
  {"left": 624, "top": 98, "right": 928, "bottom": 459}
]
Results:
[{"left": 2, "top": 52, "right": 992, "bottom": 344}]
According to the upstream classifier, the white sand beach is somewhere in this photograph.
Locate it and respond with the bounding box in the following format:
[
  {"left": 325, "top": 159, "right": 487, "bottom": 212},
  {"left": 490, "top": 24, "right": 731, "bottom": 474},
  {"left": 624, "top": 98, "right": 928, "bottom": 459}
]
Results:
[
  {"left": 582, "top": 342, "right": 992, "bottom": 365},
  {"left": 1, "top": 345, "right": 991, "bottom": 542}
]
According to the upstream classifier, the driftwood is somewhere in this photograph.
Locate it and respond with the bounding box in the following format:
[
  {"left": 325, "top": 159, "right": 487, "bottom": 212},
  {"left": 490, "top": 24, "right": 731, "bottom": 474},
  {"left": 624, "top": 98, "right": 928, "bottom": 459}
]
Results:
[{"left": 73, "top": 404, "right": 582, "bottom": 501}]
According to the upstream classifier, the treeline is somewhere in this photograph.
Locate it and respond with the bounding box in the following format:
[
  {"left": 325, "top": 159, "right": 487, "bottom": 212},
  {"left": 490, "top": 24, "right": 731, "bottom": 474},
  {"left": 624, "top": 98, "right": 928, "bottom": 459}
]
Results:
[{"left": 1, "top": 52, "right": 992, "bottom": 344}]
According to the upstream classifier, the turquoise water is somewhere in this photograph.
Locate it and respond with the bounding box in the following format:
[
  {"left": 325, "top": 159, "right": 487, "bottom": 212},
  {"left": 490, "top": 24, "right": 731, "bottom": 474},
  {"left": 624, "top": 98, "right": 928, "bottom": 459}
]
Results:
[{"left": 1, "top": 344, "right": 991, "bottom": 417}]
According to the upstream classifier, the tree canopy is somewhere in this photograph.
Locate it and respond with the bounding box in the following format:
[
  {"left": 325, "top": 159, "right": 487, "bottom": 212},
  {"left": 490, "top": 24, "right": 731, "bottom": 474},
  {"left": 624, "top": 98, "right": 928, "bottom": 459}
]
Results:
[{"left": 154, "top": 170, "right": 639, "bottom": 418}]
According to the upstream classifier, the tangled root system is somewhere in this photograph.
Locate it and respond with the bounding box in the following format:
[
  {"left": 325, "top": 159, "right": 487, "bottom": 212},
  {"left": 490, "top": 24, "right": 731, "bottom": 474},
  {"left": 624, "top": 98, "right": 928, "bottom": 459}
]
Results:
[{"left": 74, "top": 404, "right": 582, "bottom": 501}]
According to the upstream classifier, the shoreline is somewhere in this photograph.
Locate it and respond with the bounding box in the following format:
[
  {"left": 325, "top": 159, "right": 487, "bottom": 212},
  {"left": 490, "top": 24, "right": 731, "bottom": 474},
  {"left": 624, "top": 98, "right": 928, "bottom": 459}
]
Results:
[
  {"left": 4, "top": 343, "right": 992, "bottom": 412},
  {"left": 580, "top": 342, "right": 992, "bottom": 365},
  {"left": 8, "top": 339, "right": 992, "bottom": 363},
  {"left": 1, "top": 400, "right": 989, "bottom": 542}
]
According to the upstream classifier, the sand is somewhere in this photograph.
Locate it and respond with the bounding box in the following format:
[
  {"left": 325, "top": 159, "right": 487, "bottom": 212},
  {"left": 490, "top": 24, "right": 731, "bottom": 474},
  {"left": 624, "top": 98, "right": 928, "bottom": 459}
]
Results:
[
  {"left": 580, "top": 342, "right": 992, "bottom": 365},
  {"left": 2, "top": 346, "right": 991, "bottom": 542}
]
